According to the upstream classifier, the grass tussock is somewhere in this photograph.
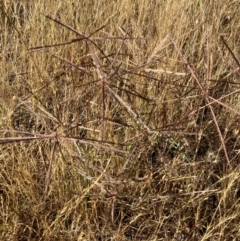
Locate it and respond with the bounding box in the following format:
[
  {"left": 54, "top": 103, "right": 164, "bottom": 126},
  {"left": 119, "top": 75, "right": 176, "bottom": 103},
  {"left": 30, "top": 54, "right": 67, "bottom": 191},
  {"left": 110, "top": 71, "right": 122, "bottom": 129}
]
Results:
[{"left": 1, "top": 0, "right": 240, "bottom": 240}]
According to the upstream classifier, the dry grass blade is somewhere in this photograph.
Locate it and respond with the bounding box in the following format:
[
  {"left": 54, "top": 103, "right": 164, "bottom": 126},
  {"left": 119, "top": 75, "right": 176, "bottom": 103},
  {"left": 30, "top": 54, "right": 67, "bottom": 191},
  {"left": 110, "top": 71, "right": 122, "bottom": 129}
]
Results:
[
  {"left": 145, "top": 68, "right": 188, "bottom": 76},
  {"left": 0, "top": 135, "right": 54, "bottom": 144},
  {"left": 220, "top": 36, "right": 240, "bottom": 68},
  {"left": 44, "top": 140, "right": 56, "bottom": 201},
  {"left": 28, "top": 37, "right": 85, "bottom": 50},
  {"left": 87, "top": 43, "right": 107, "bottom": 141},
  {"left": 63, "top": 136, "right": 128, "bottom": 154},
  {"left": 1, "top": 1, "right": 240, "bottom": 240}
]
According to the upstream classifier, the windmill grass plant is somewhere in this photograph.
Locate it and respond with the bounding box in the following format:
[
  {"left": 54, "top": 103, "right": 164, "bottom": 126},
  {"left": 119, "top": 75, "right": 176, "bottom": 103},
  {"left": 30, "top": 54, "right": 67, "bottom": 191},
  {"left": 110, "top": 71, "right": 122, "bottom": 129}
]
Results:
[{"left": 1, "top": 0, "right": 240, "bottom": 240}]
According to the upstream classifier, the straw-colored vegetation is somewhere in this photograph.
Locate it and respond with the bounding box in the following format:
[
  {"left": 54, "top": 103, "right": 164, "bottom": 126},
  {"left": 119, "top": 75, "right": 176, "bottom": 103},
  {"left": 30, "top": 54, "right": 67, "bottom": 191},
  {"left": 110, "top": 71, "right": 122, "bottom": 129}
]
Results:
[{"left": 1, "top": 0, "right": 240, "bottom": 240}]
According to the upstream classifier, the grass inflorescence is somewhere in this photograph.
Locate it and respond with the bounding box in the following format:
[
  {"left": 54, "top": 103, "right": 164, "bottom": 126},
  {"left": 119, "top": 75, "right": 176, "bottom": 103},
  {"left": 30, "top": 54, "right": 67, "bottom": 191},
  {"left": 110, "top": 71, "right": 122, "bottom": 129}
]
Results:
[{"left": 1, "top": 1, "right": 240, "bottom": 240}]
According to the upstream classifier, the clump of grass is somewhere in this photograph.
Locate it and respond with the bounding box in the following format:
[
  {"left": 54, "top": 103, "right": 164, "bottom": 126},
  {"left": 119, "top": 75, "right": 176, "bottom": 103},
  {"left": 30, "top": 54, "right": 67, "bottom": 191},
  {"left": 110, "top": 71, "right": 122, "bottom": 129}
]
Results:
[{"left": 1, "top": 0, "right": 240, "bottom": 240}]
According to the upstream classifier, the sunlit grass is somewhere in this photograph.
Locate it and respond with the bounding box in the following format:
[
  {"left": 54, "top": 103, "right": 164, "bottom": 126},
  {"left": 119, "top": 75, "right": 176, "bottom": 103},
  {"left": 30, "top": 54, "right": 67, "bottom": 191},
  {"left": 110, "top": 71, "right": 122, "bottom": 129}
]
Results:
[{"left": 1, "top": 0, "right": 240, "bottom": 240}]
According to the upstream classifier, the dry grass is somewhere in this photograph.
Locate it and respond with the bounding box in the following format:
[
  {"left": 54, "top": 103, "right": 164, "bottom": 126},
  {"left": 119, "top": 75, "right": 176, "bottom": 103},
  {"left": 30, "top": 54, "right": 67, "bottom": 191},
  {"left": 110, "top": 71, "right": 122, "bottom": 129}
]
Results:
[{"left": 1, "top": 0, "right": 240, "bottom": 240}]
